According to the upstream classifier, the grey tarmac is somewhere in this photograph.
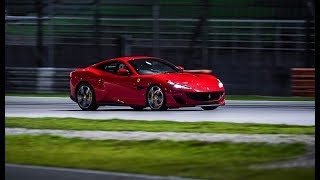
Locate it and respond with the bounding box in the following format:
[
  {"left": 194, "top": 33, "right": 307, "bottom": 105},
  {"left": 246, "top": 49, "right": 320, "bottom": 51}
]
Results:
[
  {"left": 6, "top": 164, "right": 199, "bottom": 180},
  {"left": 5, "top": 96, "right": 315, "bottom": 126}
]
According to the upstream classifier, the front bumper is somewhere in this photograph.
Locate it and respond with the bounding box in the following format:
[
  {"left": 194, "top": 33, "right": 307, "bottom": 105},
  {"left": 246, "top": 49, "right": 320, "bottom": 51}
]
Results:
[{"left": 165, "top": 90, "right": 225, "bottom": 108}]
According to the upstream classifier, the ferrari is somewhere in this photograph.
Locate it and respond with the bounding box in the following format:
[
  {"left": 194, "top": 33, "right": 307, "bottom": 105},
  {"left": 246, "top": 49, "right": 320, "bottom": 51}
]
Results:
[{"left": 70, "top": 56, "right": 225, "bottom": 111}]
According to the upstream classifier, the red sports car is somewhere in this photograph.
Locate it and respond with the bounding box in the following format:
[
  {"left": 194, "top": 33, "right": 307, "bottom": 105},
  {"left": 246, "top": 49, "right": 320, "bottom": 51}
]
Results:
[{"left": 70, "top": 56, "right": 225, "bottom": 111}]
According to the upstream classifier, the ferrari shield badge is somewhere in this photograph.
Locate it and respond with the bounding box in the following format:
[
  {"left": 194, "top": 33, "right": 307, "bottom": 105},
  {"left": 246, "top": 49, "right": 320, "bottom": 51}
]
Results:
[{"left": 137, "top": 78, "right": 140, "bottom": 82}]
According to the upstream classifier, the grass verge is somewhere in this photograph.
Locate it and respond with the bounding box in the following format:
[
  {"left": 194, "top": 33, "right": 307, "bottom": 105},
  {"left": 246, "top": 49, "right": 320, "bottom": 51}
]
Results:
[
  {"left": 5, "top": 117, "right": 315, "bottom": 134},
  {"left": 5, "top": 135, "right": 313, "bottom": 180},
  {"left": 5, "top": 93, "right": 315, "bottom": 101}
]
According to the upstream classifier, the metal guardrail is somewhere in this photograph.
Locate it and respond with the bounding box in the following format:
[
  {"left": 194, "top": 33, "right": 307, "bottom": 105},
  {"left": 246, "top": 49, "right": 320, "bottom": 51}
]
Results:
[{"left": 5, "top": 67, "right": 74, "bottom": 93}]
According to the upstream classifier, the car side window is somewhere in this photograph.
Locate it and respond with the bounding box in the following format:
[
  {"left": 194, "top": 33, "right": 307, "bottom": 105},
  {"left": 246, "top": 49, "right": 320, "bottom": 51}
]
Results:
[{"left": 97, "top": 62, "right": 129, "bottom": 74}]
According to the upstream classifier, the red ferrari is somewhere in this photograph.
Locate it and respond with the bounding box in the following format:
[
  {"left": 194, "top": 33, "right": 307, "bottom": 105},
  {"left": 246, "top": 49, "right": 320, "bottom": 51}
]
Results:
[{"left": 70, "top": 56, "right": 225, "bottom": 111}]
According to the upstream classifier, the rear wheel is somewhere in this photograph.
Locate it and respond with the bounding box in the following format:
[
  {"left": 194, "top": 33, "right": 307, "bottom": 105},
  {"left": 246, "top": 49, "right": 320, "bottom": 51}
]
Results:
[
  {"left": 201, "top": 106, "right": 218, "bottom": 110},
  {"left": 147, "top": 85, "right": 167, "bottom": 111},
  {"left": 76, "top": 83, "right": 99, "bottom": 111}
]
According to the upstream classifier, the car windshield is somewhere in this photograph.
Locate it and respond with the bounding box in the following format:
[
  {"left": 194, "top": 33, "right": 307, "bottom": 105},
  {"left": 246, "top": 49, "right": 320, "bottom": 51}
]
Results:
[{"left": 129, "top": 58, "right": 179, "bottom": 75}]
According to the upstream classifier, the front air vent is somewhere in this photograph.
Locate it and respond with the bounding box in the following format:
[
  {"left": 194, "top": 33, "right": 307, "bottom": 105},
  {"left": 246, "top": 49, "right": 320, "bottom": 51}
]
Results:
[
  {"left": 186, "top": 92, "right": 223, "bottom": 101},
  {"left": 174, "top": 96, "right": 186, "bottom": 104}
]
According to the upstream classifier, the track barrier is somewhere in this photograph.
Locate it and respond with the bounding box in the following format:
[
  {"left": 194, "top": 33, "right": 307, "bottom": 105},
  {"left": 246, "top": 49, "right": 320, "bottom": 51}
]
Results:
[{"left": 291, "top": 68, "right": 315, "bottom": 97}]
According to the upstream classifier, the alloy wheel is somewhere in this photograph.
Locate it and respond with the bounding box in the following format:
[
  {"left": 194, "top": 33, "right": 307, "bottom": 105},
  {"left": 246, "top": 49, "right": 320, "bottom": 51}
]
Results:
[
  {"left": 76, "top": 83, "right": 98, "bottom": 111},
  {"left": 147, "top": 85, "right": 166, "bottom": 110}
]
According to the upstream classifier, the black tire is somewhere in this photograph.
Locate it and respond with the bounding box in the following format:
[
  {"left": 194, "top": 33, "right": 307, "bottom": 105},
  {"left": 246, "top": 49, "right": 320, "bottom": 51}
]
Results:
[
  {"left": 201, "top": 106, "right": 219, "bottom": 110},
  {"left": 76, "top": 82, "right": 99, "bottom": 111},
  {"left": 130, "top": 106, "right": 144, "bottom": 111},
  {"left": 146, "top": 85, "right": 168, "bottom": 111}
]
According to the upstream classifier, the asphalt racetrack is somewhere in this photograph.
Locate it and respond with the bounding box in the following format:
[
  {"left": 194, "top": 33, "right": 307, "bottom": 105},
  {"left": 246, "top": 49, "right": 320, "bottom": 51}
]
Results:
[
  {"left": 5, "top": 164, "right": 195, "bottom": 180},
  {"left": 5, "top": 96, "right": 315, "bottom": 126}
]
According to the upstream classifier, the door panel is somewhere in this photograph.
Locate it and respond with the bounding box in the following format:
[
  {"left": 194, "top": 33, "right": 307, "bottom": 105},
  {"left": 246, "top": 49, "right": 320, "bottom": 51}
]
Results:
[{"left": 96, "top": 61, "right": 145, "bottom": 106}]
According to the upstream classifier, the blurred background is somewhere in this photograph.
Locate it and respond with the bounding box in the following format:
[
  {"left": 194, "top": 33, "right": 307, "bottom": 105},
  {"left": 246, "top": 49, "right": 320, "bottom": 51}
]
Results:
[{"left": 5, "top": 0, "right": 315, "bottom": 96}]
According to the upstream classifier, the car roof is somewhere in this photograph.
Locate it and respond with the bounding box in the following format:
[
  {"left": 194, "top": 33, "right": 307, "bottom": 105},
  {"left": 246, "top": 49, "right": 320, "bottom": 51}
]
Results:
[
  {"left": 91, "top": 56, "right": 159, "bottom": 67},
  {"left": 114, "top": 56, "right": 157, "bottom": 62}
]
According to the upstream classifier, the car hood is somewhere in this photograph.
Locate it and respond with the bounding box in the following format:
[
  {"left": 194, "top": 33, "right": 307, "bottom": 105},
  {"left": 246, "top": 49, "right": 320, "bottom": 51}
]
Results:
[{"left": 153, "top": 72, "right": 223, "bottom": 92}]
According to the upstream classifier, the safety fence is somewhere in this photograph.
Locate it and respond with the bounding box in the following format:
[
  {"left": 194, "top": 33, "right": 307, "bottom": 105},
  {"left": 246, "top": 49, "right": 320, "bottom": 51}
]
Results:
[
  {"left": 291, "top": 68, "right": 315, "bottom": 97},
  {"left": 5, "top": 17, "right": 315, "bottom": 51},
  {"left": 5, "top": 0, "right": 315, "bottom": 68}
]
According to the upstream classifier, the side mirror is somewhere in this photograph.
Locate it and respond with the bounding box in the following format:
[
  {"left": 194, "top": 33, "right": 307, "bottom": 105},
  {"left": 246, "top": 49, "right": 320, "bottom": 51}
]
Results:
[
  {"left": 117, "top": 68, "right": 130, "bottom": 75},
  {"left": 177, "top": 66, "right": 184, "bottom": 72}
]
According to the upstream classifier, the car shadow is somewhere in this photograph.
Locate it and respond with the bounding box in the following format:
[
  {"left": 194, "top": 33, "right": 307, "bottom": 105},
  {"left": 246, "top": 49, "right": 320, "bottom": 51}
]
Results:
[{"left": 52, "top": 109, "right": 202, "bottom": 112}]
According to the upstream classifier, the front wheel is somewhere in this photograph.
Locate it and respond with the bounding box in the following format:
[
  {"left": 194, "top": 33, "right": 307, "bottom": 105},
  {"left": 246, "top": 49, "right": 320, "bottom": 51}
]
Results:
[
  {"left": 147, "top": 85, "right": 168, "bottom": 111},
  {"left": 201, "top": 106, "right": 218, "bottom": 110},
  {"left": 76, "top": 83, "right": 99, "bottom": 111}
]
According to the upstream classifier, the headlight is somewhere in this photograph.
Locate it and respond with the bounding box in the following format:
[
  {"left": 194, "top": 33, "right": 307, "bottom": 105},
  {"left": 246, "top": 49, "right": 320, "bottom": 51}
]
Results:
[
  {"left": 218, "top": 79, "right": 223, "bottom": 88},
  {"left": 167, "top": 80, "right": 192, "bottom": 89}
]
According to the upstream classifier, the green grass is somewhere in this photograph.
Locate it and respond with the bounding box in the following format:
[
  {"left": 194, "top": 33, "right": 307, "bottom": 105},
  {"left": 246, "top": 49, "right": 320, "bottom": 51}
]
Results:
[
  {"left": 5, "top": 135, "right": 313, "bottom": 180},
  {"left": 5, "top": 93, "right": 315, "bottom": 101},
  {"left": 5, "top": 117, "right": 315, "bottom": 134}
]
